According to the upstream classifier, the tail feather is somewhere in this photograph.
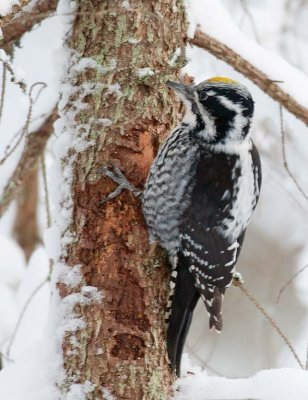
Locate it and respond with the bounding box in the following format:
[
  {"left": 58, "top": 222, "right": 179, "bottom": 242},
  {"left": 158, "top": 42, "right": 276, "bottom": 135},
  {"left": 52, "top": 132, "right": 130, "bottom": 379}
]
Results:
[
  {"left": 202, "top": 286, "right": 224, "bottom": 332},
  {"left": 175, "top": 295, "right": 199, "bottom": 375},
  {"left": 166, "top": 259, "right": 199, "bottom": 376}
]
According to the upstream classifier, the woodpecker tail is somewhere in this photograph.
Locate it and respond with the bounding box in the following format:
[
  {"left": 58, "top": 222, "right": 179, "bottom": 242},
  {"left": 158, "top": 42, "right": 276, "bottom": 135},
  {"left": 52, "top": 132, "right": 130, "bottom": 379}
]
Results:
[
  {"left": 166, "top": 256, "right": 199, "bottom": 377},
  {"left": 202, "top": 286, "right": 225, "bottom": 332}
]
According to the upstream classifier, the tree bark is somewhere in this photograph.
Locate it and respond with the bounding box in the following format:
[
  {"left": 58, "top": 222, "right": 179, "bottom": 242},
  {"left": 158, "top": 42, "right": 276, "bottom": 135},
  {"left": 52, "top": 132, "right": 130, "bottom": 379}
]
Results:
[{"left": 55, "top": 1, "right": 187, "bottom": 399}]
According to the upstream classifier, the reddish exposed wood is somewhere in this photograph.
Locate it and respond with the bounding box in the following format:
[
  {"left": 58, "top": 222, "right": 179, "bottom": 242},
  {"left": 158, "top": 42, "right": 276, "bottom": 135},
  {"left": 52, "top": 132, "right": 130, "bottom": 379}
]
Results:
[{"left": 58, "top": 0, "right": 187, "bottom": 398}]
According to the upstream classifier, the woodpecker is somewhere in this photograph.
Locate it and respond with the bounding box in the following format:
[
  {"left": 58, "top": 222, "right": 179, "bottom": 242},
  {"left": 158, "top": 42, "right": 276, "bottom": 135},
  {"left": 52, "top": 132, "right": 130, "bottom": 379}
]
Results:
[{"left": 142, "top": 77, "right": 262, "bottom": 376}]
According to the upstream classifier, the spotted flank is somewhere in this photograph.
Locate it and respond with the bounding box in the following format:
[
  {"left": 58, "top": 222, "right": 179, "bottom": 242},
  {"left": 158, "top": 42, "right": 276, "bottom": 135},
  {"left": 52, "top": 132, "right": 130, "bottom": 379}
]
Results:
[
  {"left": 142, "top": 126, "right": 200, "bottom": 257},
  {"left": 165, "top": 267, "right": 178, "bottom": 324}
]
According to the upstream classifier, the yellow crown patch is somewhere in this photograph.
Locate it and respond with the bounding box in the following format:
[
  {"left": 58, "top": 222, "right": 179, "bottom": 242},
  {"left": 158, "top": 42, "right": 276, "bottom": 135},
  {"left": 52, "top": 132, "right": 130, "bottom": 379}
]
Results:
[{"left": 207, "top": 76, "right": 238, "bottom": 84}]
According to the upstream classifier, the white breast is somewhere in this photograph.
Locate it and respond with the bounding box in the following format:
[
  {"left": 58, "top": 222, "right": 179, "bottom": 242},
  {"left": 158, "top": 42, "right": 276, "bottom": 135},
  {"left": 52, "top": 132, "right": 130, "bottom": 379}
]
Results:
[{"left": 218, "top": 142, "right": 259, "bottom": 242}]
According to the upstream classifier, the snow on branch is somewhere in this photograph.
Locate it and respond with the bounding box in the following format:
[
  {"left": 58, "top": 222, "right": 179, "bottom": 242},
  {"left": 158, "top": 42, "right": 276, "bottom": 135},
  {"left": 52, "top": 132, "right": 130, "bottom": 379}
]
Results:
[
  {"left": 0, "top": 107, "right": 57, "bottom": 217},
  {"left": 190, "top": 30, "right": 308, "bottom": 126},
  {"left": 0, "top": 0, "right": 59, "bottom": 54},
  {"left": 0, "top": 0, "right": 32, "bottom": 25},
  {"left": 186, "top": 0, "right": 308, "bottom": 125}
]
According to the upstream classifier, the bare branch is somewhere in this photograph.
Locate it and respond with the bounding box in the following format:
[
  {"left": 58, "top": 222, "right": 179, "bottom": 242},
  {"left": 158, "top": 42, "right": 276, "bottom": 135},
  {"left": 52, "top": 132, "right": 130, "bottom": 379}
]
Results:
[
  {"left": 239, "top": 0, "right": 261, "bottom": 44},
  {"left": 0, "top": 0, "right": 59, "bottom": 54},
  {"left": 276, "top": 263, "right": 308, "bottom": 302},
  {"left": 190, "top": 30, "right": 308, "bottom": 126},
  {"left": 0, "top": 0, "right": 32, "bottom": 26},
  {"left": 41, "top": 153, "right": 51, "bottom": 228},
  {"left": 6, "top": 277, "right": 49, "bottom": 359},
  {"left": 0, "top": 58, "right": 26, "bottom": 93},
  {"left": 233, "top": 276, "right": 305, "bottom": 369},
  {"left": 279, "top": 106, "right": 308, "bottom": 202},
  {"left": 0, "top": 64, "right": 7, "bottom": 125},
  {"left": 0, "top": 82, "right": 46, "bottom": 167},
  {"left": 0, "top": 107, "right": 58, "bottom": 218}
]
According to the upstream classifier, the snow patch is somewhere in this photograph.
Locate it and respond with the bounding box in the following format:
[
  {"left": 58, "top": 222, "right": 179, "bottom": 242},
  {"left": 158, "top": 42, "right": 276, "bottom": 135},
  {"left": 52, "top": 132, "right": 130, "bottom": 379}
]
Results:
[
  {"left": 106, "top": 83, "right": 123, "bottom": 97},
  {"left": 55, "top": 263, "right": 82, "bottom": 288},
  {"left": 121, "top": 0, "right": 130, "bottom": 9},
  {"left": 188, "top": 0, "right": 308, "bottom": 107},
  {"left": 168, "top": 48, "right": 182, "bottom": 67},
  {"left": 0, "top": 0, "right": 19, "bottom": 16},
  {"left": 128, "top": 37, "right": 141, "bottom": 44},
  {"left": 0, "top": 236, "right": 25, "bottom": 289},
  {"left": 136, "top": 68, "right": 155, "bottom": 78},
  {"left": 100, "top": 387, "right": 116, "bottom": 400},
  {"left": 175, "top": 358, "right": 308, "bottom": 400}
]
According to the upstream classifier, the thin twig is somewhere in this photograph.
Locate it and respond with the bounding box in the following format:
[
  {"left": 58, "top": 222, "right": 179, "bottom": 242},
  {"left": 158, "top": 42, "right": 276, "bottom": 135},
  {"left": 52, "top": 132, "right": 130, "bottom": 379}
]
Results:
[
  {"left": 0, "top": 107, "right": 58, "bottom": 217},
  {"left": 0, "top": 64, "right": 7, "bottom": 126},
  {"left": 279, "top": 105, "right": 308, "bottom": 203},
  {"left": 41, "top": 154, "right": 52, "bottom": 228},
  {"left": 233, "top": 277, "right": 305, "bottom": 369},
  {"left": 0, "top": 82, "right": 46, "bottom": 167},
  {"left": 0, "top": 58, "right": 26, "bottom": 93},
  {"left": 306, "top": 341, "right": 308, "bottom": 370},
  {"left": 6, "top": 138, "right": 55, "bottom": 359},
  {"left": 240, "top": 0, "right": 261, "bottom": 44},
  {"left": 276, "top": 263, "right": 308, "bottom": 302},
  {"left": 6, "top": 278, "right": 49, "bottom": 359},
  {"left": 0, "top": 112, "right": 50, "bottom": 164},
  {"left": 0, "top": 351, "right": 14, "bottom": 363},
  {"left": 41, "top": 153, "right": 54, "bottom": 275},
  {"left": 190, "top": 30, "right": 308, "bottom": 126}
]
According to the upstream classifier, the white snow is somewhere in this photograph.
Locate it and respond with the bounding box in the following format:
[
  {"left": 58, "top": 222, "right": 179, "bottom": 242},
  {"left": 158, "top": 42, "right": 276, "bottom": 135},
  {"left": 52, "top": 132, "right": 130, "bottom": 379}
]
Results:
[
  {"left": 43, "top": 226, "right": 62, "bottom": 260},
  {"left": 0, "top": 236, "right": 25, "bottom": 289},
  {"left": 136, "top": 68, "right": 155, "bottom": 78},
  {"left": 0, "top": 342, "right": 61, "bottom": 400},
  {"left": 0, "top": 0, "right": 18, "bottom": 15},
  {"left": 188, "top": 0, "right": 308, "bottom": 108},
  {"left": 121, "top": 0, "right": 130, "bottom": 10},
  {"left": 168, "top": 48, "right": 182, "bottom": 67},
  {"left": 0, "top": 0, "right": 308, "bottom": 399},
  {"left": 175, "top": 355, "right": 308, "bottom": 400},
  {"left": 106, "top": 83, "right": 123, "bottom": 97}
]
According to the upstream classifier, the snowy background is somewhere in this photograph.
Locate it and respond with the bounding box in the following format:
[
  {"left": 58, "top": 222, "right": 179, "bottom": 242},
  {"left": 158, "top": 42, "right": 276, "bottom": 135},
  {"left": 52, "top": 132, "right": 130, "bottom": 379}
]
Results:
[{"left": 1, "top": 0, "right": 308, "bottom": 399}]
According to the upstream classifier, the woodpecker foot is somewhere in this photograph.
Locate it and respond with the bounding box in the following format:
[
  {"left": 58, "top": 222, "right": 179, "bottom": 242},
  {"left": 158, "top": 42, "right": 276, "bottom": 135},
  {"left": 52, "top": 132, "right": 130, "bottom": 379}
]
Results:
[
  {"left": 99, "top": 165, "right": 142, "bottom": 204},
  {"left": 232, "top": 271, "right": 244, "bottom": 286}
]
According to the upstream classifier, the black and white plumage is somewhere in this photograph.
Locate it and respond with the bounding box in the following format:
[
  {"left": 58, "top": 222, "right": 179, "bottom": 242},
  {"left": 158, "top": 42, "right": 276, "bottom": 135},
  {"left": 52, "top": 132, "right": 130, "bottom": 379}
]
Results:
[{"left": 142, "top": 77, "right": 262, "bottom": 376}]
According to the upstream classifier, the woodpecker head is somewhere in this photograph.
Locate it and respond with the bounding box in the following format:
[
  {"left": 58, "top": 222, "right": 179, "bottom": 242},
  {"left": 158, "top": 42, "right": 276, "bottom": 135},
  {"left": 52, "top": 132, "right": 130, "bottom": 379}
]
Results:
[{"left": 166, "top": 77, "right": 254, "bottom": 145}]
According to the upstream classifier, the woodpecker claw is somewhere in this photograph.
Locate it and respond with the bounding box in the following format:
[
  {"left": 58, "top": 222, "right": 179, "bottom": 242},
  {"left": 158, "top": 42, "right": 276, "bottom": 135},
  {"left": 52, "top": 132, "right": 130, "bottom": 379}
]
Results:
[
  {"left": 232, "top": 271, "right": 245, "bottom": 286},
  {"left": 98, "top": 165, "right": 142, "bottom": 204}
]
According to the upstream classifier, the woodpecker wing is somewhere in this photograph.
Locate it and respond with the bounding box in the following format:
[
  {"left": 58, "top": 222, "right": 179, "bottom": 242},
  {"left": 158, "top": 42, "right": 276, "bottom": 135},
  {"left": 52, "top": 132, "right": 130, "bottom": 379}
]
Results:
[
  {"left": 178, "top": 143, "right": 261, "bottom": 330},
  {"left": 179, "top": 218, "right": 245, "bottom": 331}
]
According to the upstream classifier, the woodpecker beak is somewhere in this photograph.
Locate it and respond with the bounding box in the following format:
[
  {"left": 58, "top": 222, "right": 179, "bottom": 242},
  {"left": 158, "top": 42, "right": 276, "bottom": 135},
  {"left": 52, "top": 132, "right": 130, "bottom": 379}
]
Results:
[{"left": 166, "top": 81, "right": 194, "bottom": 101}]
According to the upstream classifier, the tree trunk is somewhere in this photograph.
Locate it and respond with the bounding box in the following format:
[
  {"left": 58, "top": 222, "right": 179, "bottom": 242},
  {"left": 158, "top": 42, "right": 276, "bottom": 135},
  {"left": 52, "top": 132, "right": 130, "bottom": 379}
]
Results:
[{"left": 54, "top": 1, "right": 187, "bottom": 399}]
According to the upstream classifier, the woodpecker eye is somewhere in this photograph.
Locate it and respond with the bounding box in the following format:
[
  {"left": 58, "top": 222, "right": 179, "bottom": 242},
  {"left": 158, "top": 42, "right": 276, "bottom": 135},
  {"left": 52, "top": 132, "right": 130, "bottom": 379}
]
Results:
[{"left": 199, "top": 91, "right": 208, "bottom": 102}]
